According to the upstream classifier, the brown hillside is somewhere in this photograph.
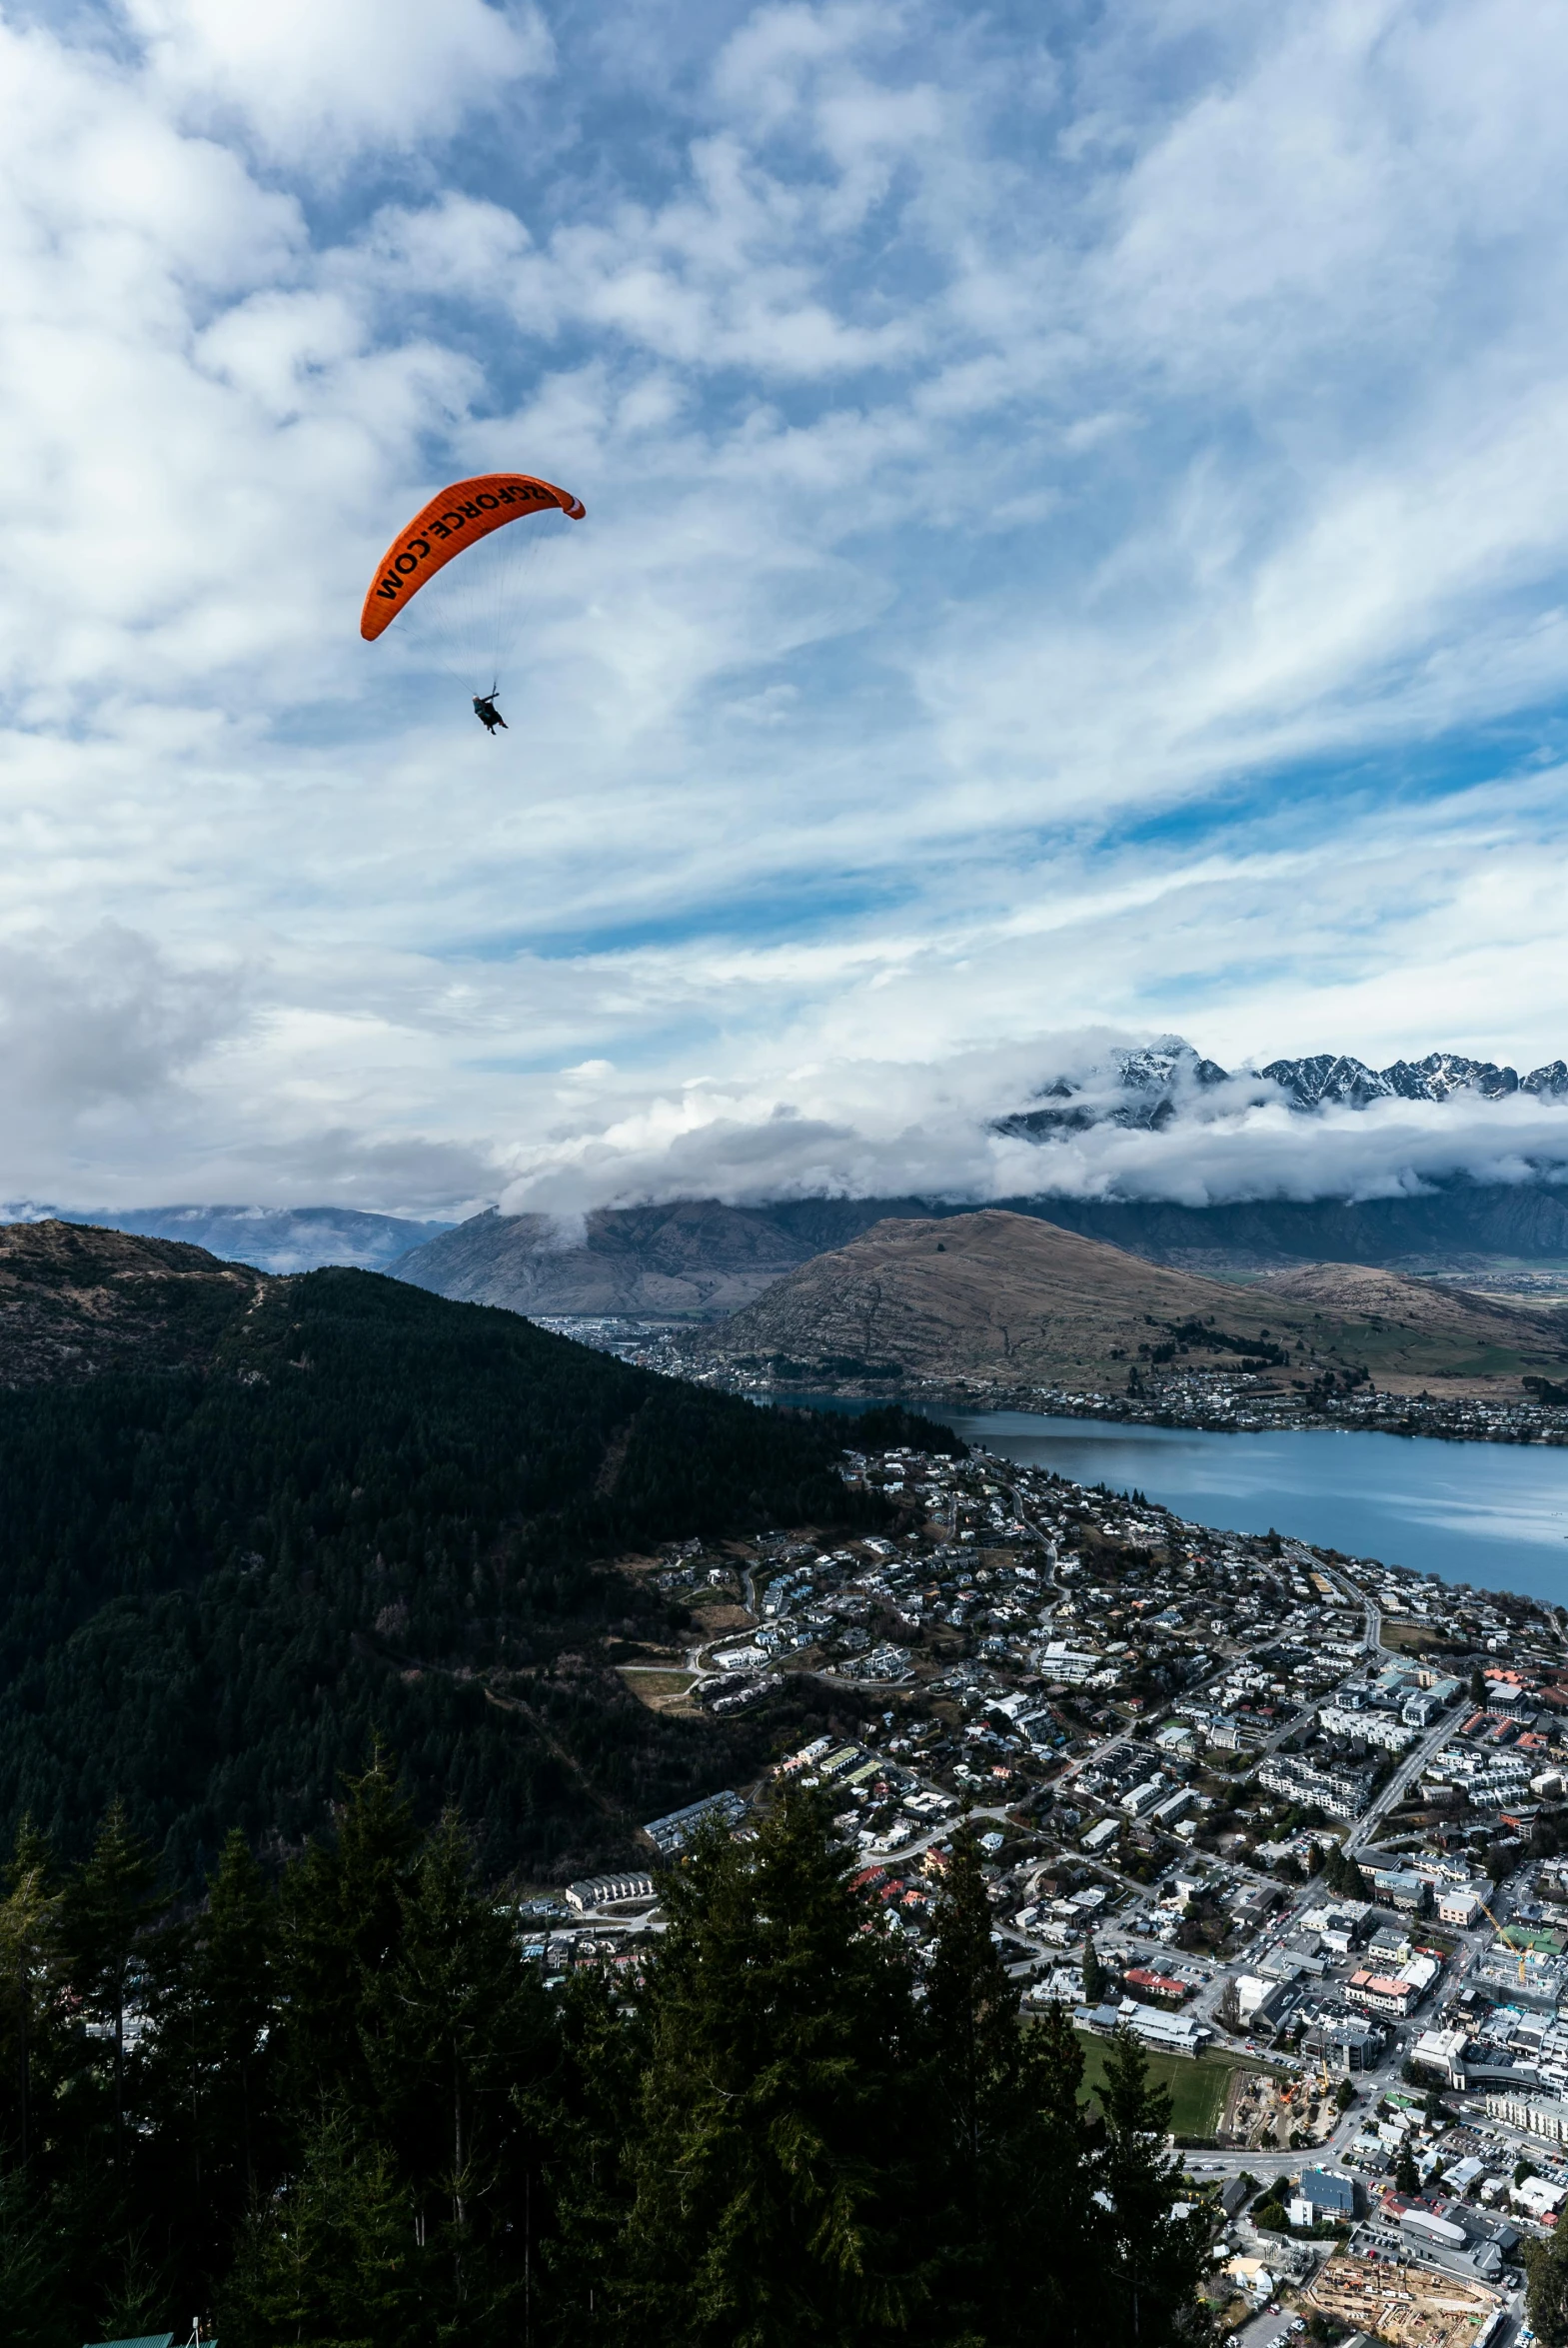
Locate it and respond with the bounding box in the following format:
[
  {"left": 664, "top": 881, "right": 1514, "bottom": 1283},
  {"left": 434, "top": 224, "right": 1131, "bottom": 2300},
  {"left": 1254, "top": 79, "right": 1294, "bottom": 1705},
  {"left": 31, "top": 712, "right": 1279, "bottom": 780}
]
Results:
[
  {"left": 0, "top": 1219, "right": 263, "bottom": 1385},
  {"left": 690, "top": 1209, "right": 1568, "bottom": 1395}
]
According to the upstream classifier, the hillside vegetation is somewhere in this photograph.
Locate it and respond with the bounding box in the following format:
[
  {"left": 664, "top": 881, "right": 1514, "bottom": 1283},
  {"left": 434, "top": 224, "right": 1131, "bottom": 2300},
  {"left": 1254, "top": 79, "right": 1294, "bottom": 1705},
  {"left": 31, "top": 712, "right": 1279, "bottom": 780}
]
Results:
[
  {"left": 689, "top": 1208, "right": 1568, "bottom": 1395},
  {"left": 0, "top": 1224, "right": 902, "bottom": 1879}
]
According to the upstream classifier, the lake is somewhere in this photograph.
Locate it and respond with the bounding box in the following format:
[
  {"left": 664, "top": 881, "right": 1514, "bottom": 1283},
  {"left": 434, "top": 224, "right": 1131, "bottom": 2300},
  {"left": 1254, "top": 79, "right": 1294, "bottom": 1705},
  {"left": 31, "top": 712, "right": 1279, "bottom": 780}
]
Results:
[{"left": 806, "top": 1397, "right": 1568, "bottom": 1603}]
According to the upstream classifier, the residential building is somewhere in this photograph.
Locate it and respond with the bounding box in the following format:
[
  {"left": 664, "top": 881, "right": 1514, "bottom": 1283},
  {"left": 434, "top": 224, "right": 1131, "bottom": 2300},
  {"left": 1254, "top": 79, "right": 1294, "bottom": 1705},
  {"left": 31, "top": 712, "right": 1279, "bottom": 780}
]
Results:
[
  {"left": 1318, "top": 1701, "right": 1417, "bottom": 1754},
  {"left": 1484, "top": 2089, "right": 1568, "bottom": 2145},
  {"left": 1258, "top": 1753, "right": 1374, "bottom": 1819},
  {"left": 565, "top": 1871, "right": 656, "bottom": 1912},
  {"left": 642, "top": 1789, "right": 748, "bottom": 1856}
]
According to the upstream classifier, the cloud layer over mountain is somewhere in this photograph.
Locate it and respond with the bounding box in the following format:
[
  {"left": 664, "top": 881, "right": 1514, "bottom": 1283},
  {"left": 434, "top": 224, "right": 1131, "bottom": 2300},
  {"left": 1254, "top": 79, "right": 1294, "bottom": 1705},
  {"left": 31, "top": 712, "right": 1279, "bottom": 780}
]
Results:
[{"left": 495, "top": 1035, "right": 1568, "bottom": 1215}]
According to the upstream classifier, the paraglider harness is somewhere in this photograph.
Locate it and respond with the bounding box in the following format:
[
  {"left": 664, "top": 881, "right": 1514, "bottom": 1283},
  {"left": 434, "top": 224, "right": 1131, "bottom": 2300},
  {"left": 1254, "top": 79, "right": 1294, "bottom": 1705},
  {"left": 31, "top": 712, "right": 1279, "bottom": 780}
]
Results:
[{"left": 473, "top": 689, "right": 508, "bottom": 733}]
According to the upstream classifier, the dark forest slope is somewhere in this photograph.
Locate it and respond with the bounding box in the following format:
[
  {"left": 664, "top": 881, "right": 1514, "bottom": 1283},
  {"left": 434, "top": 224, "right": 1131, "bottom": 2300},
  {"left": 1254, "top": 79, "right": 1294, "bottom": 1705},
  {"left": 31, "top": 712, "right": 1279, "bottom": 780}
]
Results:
[{"left": 0, "top": 1226, "right": 894, "bottom": 1881}]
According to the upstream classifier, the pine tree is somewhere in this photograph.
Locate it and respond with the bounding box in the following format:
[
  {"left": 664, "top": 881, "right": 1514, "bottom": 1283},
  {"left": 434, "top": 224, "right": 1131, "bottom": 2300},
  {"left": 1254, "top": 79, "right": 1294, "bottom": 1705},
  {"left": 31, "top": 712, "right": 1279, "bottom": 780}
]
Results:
[
  {"left": 537, "top": 1964, "right": 648, "bottom": 2347},
  {"left": 363, "top": 1808, "right": 550, "bottom": 2310},
  {"left": 0, "top": 1820, "right": 58, "bottom": 2173},
  {"left": 926, "top": 1828, "right": 1015, "bottom": 2191},
  {"left": 220, "top": 2111, "right": 425, "bottom": 2348},
  {"left": 279, "top": 1745, "right": 421, "bottom": 2122},
  {"left": 923, "top": 1826, "right": 1019, "bottom": 2335},
  {"left": 0, "top": 2166, "right": 67, "bottom": 2348},
  {"left": 1082, "top": 1932, "right": 1107, "bottom": 2005},
  {"left": 1088, "top": 2027, "right": 1213, "bottom": 2345},
  {"left": 1007, "top": 1993, "right": 1103, "bottom": 2346},
  {"left": 620, "top": 1789, "right": 925, "bottom": 2348},
  {"left": 1527, "top": 2215, "right": 1568, "bottom": 2346},
  {"left": 1394, "top": 2139, "right": 1419, "bottom": 2196},
  {"left": 58, "top": 1800, "right": 160, "bottom": 2174},
  {"left": 155, "top": 1824, "right": 280, "bottom": 2263}
]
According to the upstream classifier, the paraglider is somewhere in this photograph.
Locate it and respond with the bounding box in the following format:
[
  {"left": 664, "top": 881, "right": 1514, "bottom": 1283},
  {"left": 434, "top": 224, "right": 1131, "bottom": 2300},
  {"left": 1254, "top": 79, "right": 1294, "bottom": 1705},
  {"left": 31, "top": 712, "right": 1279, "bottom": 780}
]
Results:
[{"left": 360, "top": 472, "right": 585, "bottom": 719}]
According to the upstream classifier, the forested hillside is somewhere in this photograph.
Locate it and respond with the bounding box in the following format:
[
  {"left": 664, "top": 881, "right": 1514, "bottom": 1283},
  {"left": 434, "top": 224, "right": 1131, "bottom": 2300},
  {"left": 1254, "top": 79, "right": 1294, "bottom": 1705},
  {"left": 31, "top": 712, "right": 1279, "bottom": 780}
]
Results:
[
  {"left": 0, "top": 1229, "right": 902, "bottom": 1880},
  {"left": 0, "top": 1787, "right": 1207, "bottom": 2348}
]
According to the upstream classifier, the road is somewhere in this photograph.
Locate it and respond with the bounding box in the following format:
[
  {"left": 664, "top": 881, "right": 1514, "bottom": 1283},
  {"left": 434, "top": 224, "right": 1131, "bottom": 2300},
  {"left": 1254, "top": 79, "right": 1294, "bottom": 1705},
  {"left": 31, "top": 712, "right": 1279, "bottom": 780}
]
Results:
[
  {"left": 1346, "top": 1706, "right": 1462, "bottom": 1856},
  {"left": 1309, "top": 1555, "right": 1382, "bottom": 1654}
]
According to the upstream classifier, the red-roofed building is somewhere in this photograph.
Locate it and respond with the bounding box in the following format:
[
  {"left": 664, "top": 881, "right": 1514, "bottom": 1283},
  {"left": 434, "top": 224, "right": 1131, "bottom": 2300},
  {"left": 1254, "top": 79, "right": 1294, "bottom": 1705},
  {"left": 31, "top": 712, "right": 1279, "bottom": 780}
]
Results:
[
  {"left": 1347, "top": 1969, "right": 1416, "bottom": 2018},
  {"left": 1125, "top": 1966, "right": 1189, "bottom": 2006}
]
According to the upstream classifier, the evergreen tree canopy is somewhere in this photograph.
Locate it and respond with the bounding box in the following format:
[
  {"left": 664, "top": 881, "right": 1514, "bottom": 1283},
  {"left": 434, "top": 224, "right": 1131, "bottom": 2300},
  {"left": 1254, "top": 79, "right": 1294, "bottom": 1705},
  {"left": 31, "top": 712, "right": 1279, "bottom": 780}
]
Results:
[{"left": 0, "top": 1784, "right": 1211, "bottom": 2348}]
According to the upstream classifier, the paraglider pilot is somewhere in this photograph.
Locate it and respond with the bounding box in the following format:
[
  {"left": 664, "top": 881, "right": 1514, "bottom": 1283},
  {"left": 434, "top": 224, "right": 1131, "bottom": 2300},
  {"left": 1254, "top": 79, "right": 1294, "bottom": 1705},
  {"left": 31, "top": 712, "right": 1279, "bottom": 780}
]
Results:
[{"left": 473, "top": 693, "right": 508, "bottom": 733}]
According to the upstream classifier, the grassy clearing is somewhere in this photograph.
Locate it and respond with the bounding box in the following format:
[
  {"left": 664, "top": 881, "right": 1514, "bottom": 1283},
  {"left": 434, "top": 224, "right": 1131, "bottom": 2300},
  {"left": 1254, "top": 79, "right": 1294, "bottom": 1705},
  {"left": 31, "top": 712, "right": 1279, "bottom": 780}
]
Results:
[
  {"left": 1379, "top": 1618, "right": 1446, "bottom": 1653},
  {"left": 1074, "top": 2037, "right": 1282, "bottom": 2141},
  {"left": 618, "top": 1668, "right": 699, "bottom": 1709}
]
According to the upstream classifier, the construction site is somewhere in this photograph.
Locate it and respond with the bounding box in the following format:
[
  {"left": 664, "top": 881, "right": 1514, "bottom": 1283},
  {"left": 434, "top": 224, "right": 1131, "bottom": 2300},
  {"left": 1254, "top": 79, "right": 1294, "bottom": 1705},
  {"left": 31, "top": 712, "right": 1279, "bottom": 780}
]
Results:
[
  {"left": 1302, "top": 2253, "right": 1503, "bottom": 2348},
  {"left": 1220, "top": 2061, "right": 1339, "bottom": 2150}
]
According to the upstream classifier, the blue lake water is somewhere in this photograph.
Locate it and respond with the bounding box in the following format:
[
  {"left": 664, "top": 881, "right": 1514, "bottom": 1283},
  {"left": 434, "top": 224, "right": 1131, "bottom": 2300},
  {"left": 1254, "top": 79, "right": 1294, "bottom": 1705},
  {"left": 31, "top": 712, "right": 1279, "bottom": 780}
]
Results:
[{"left": 802, "top": 1396, "right": 1568, "bottom": 1602}]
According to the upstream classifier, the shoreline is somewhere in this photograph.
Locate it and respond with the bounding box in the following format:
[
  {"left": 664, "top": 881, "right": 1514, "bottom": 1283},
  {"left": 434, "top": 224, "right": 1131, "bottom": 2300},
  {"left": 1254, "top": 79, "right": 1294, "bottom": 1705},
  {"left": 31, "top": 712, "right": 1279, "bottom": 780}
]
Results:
[
  {"left": 733, "top": 1375, "right": 1568, "bottom": 1450},
  {"left": 534, "top": 1313, "right": 1568, "bottom": 1451}
]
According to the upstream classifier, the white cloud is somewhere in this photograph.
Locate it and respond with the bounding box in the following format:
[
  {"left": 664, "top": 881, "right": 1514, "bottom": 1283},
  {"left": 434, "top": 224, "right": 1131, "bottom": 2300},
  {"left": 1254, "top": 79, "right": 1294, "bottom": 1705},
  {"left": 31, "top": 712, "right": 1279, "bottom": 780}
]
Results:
[
  {"left": 492, "top": 1033, "right": 1568, "bottom": 1217},
  {"left": 122, "top": 0, "right": 551, "bottom": 168}
]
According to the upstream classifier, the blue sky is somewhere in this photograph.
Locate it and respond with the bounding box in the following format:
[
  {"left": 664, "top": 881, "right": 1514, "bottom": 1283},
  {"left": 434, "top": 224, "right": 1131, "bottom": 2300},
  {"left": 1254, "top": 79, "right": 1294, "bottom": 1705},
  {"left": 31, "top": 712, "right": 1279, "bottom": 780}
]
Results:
[{"left": 4, "top": 0, "right": 1568, "bottom": 1214}]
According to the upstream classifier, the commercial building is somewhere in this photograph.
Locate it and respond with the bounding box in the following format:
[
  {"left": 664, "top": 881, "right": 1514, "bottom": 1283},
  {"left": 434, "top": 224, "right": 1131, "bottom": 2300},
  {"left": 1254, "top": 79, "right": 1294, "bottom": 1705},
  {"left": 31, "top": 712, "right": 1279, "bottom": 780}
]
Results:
[
  {"left": 1120, "top": 2002, "right": 1212, "bottom": 2057},
  {"left": 1125, "top": 1966, "right": 1189, "bottom": 2006},
  {"left": 1411, "top": 2027, "right": 1471, "bottom": 2091},
  {"left": 1437, "top": 1880, "right": 1492, "bottom": 1928},
  {"left": 1075, "top": 1999, "right": 1211, "bottom": 2056},
  {"left": 1288, "top": 2168, "right": 1357, "bottom": 2228},
  {"left": 1346, "top": 1970, "right": 1418, "bottom": 2019},
  {"left": 1301, "top": 2015, "right": 1382, "bottom": 2072},
  {"left": 1362, "top": 1866, "right": 1430, "bottom": 1915}
]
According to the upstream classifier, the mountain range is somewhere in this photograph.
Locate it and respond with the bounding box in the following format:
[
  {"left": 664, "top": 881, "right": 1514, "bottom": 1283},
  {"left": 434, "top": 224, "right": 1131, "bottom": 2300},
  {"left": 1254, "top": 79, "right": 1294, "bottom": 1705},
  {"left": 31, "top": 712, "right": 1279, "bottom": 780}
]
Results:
[
  {"left": 994, "top": 1039, "right": 1568, "bottom": 1138},
  {"left": 11, "top": 1042, "right": 1568, "bottom": 1314},
  {"left": 388, "top": 1180, "right": 1568, "bottom": 1319},
  {"left": 0, "top": 1200, "right": 451, "bottom": 1272},
  {"left": 679, "top": 1209, "right": 1568, "bottom": 1397}
]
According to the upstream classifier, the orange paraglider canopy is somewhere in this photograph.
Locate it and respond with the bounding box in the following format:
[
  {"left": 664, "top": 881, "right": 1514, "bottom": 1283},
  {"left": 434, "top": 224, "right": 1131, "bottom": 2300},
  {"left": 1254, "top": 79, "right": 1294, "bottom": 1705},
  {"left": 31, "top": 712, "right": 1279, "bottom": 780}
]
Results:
[{"left": 360, "top": 472, "right": 586, "bottom": 642}]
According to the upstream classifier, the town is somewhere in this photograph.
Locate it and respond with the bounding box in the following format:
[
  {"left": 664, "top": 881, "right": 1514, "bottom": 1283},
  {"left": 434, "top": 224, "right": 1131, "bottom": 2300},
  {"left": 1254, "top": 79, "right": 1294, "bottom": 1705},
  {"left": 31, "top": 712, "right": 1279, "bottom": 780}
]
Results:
[
  {"left": 534, "top": 1437, "right": 1568, "bottom": 2343},
  {"left": 540, "top": 1314, "right": 1568, "bottom": 1450}
]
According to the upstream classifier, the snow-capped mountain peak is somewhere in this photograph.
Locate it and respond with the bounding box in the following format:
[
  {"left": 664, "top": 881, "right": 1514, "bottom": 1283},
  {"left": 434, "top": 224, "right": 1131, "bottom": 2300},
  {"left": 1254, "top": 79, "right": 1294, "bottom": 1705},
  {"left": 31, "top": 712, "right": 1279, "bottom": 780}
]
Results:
[{"left": 995, "top": 1042, "right": 1568, "bottom": 1143}]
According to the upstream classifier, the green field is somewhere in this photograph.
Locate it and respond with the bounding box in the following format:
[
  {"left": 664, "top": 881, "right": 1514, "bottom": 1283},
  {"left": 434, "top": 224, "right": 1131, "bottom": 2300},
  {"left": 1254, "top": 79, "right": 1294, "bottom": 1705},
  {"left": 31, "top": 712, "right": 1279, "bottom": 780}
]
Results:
[{"left": 1074, "top": 2037, "right": 1282, "bottom": 2141}]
